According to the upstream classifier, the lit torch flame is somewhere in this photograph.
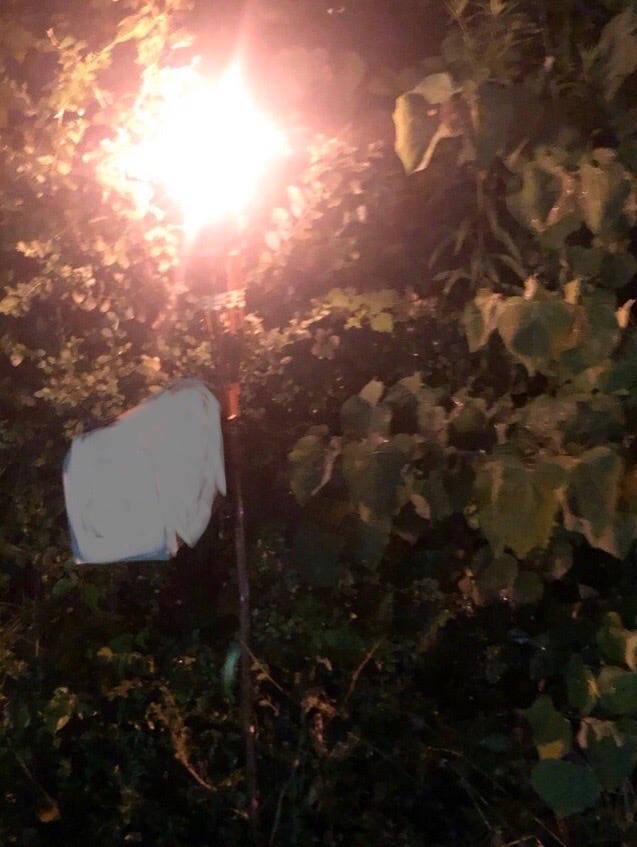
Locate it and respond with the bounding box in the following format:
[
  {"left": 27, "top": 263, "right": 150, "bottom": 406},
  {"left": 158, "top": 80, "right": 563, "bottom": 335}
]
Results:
[{"left": 101, "top": 61, "right": 288, "bottom": 237}]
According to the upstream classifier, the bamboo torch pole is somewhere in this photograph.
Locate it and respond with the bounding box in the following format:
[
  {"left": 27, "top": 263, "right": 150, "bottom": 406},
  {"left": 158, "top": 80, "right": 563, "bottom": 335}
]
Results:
[{"left": 222, "top": 249, "right": 259, "bottom": 843}]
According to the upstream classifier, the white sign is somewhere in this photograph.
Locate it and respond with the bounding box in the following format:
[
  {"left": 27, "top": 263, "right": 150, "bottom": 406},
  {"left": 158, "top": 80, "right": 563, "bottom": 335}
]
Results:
[{"left": 63, "top": 380, "right": 226, "bottom": 563}]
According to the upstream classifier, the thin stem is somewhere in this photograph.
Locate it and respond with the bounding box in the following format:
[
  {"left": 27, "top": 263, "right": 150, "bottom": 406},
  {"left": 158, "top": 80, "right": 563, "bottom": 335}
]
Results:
[
  {"left": 343, "top": 641, "right": 381, "bottom": 707},
  {"left": 226, "top": 407, "right": 260, "bottom": 846}
]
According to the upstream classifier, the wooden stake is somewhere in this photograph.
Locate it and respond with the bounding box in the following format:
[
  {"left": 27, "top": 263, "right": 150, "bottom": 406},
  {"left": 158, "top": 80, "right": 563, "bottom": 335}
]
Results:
[{"left": 223, "top": 249, "right": 260, "bottom": 844}]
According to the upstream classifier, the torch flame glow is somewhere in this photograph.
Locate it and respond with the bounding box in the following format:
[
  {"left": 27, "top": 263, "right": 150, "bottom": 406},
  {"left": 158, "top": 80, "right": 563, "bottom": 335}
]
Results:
[{"left": 101, "top": 62, "right": 288, "bottom": 236}]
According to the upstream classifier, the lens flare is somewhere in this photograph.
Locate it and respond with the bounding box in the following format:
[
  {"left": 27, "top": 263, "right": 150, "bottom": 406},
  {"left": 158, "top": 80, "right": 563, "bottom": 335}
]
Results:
[{"left": 101, "top": 62, "right": 288, "bottom": 236}]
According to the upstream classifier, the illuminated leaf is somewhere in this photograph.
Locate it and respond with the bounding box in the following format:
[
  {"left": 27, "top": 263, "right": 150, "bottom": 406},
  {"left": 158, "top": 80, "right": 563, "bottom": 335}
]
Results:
[
  {"left": 524, "top": 695, "right": 573, "bottom": 759},
  {"left": 475, "top": 456, "right": 564, "bottom": 557},
  {"left": 43, "top": 686, "right": 78, "bottom": 734},
  {"left": 562, "top": 447, "right": 634, "bottom": 556},
  {"left": 566, "top": 656, "right": 599, "bottom": 716},
  {"left": 598, "top": 612, "right": 630, "bottom": 666},
  {"left": 598, "top": 668, "right": 637, "bottom": 715},
  {"left": 462, "top": 288, "right": 503, "bottom": 353},
  {"left": 506, "top": 160, "right": 562, "bottom": 233},
  {"left": 342, "top": 438, "right": 410, "bottom": 519},
  {"left": 497, "top": 296, "right": 575, "bottom": 376},
  {"left": 289, "top": 427, "right": 333, "bottom": 505},
  {"left": 0, "top": 295, "right": 20, "bottom": 315},
  {"left": 359, "top": 380, "right": 384, "bottom": 407},
  {"left": 597, "top": 7, "right": 637, "bottom": 101},
  {"left": 37, "top": 800, "right": 61, "bottom": 823},
  {"left": 393, "top": 91, "right": 441, "bottom": 173},
  {"left": 412, "top": 72, "right": 457, "bottom": 104},
  {"left": 369, "top": 311, "right": 394, "bottom": 332},
  {"left": 115, "top": 13, "right": 156, "bottom": 44},
  {"left": 579, "top": 150, "right": 631, "bottom": 235},
  {"left": 560, "top": 292, "right": 620, "bottom": 375},
  {"left": 577, "top": 446, "right": 622, "bottom": 519}
]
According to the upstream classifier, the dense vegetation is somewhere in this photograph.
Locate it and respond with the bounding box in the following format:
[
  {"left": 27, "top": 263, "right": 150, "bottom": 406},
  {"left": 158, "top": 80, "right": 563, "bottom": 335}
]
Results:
[{"left": 2, "top": 0, "right": 637, "bottom": 844}]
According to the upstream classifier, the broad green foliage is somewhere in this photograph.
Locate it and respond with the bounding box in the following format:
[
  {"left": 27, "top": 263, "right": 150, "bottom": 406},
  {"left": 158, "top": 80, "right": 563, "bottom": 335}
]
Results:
[
  {"left": 524, "top": 694, "right": 572, "bottom": 759},
  {"left": 291, "top": 0, "right": 637, "bottom": 831},
  {"left": 530, "top": 759, "right": 601, "bottom": 818},
  {"left": 3, "top": 0, "right": 637, "bottom": 844},
  {"left": 474, "top": 453, "right": 563, "bottom": 557}
]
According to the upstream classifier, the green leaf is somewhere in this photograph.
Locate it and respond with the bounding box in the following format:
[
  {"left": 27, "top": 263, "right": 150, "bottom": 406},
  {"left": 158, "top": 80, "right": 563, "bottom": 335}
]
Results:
[
  {"left": 0, "top": 294, "right": 20, "bottom": 315},
  {"left": 289, "top": 427, "right": 333, "bottom": 505},
  {"left": 569, "top": 445, "right": 622, "bottom": 526},
  {"left": 567, "top": 246, "right": 605, "bottom": 278},
  {"left": 563, "top": 447, "right": 622, "bottom": 549},
  {"left": 448, "top": 401, "right": 487, "bottom": 438},
  {"left": 474, "top": 82, "right": 515, "bottom": 167},
  {"left": 412, "top": 72, "right": 457, "bottom": 104},
  {"left": 524, "top": 695, "right": 573, "bottom": 759},
  {"left": 343, "top": 516, "right": 390, "bottom": 569},
  {"left": 342, "top": 438, "right": 410, "bottom": 519},
  {"left": 359, "top": 379, "right": 384, "bottom": 407},
  {"left": 598, "top": 612, "right": 630, "bottom": 666},
  {"left": 341, "top": 392, "right": 392, "bottom": 439},
  {"left": 584, "top": 730, "right": 637, "bottom": 790},
  {"left": 579, "top": 150, "right": 631, "bottom": 236},
  {"left": 566, "top": 656, "right": 599, "bottom": 716},
  {"left": 393, "top": 73, "right": 461, "bottom": 173},
  {"left": 543, "top": 535, "right": 574, "bottom": 581},
  {"left": 605, "top": 335, "right": 637, "bottom": 395},
  {"left": 221, "top": 641, "right": 241, "bottom": 701},
  {"left": 462, "top": 288, "right": 503, "bottom": 353},
  {"left": 415, "top": 390, "right": 447, "bottom": 440},
  {"left": 597, "top": 7, "right": 637, "bottom": 101},
  {"left": 369, "top": 311, "right": 394, "bottom": 333},
  {"left": 476, "top": 553, "right": 518, "bottom": 599},
  {"left": 560, "top": 291, "right": 620, "bottom": 376},
  {"left": 414, "top": 468, "right": 453, "bottom": 523},
  {"left": 384, "top": 379, "right": 419, "bottom": 430},
  {"left": 43, "top": 686, "right": 79, "bottom": 734},
  {"left": 393, "top": 91, "right": 440, "bottom": 173},
  {"left": 497, "top": 296, "right": 574, "bottom": 376},
  {"left": 475, "top": 456, "right": 564, "bottom": 557},
  {"left": 81, "top": 582, "right": 101, "bottom": 614},
  {"left": 518, "top": 395, "right": 578, "bottom": 448},
  {"left": 530, "top": 759, "right": 601, "bottom": 817},
  {"left": 600, "top": 252, "right": 637, "bottom": 289},
  {"left": 562, "top": 396, "right": 624, "bottom": 450},
  {"left": 598, "top": 668, "right": 637, "bottom": 715},
  {"left": 341, "top": 395, "right": 373, "bottom": 438},
  {"left": 480, "top": 733, "right": 509, "bottom": 753},
  {"left": 506, "top": 160, "right": 561, "bottom": 233}
]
